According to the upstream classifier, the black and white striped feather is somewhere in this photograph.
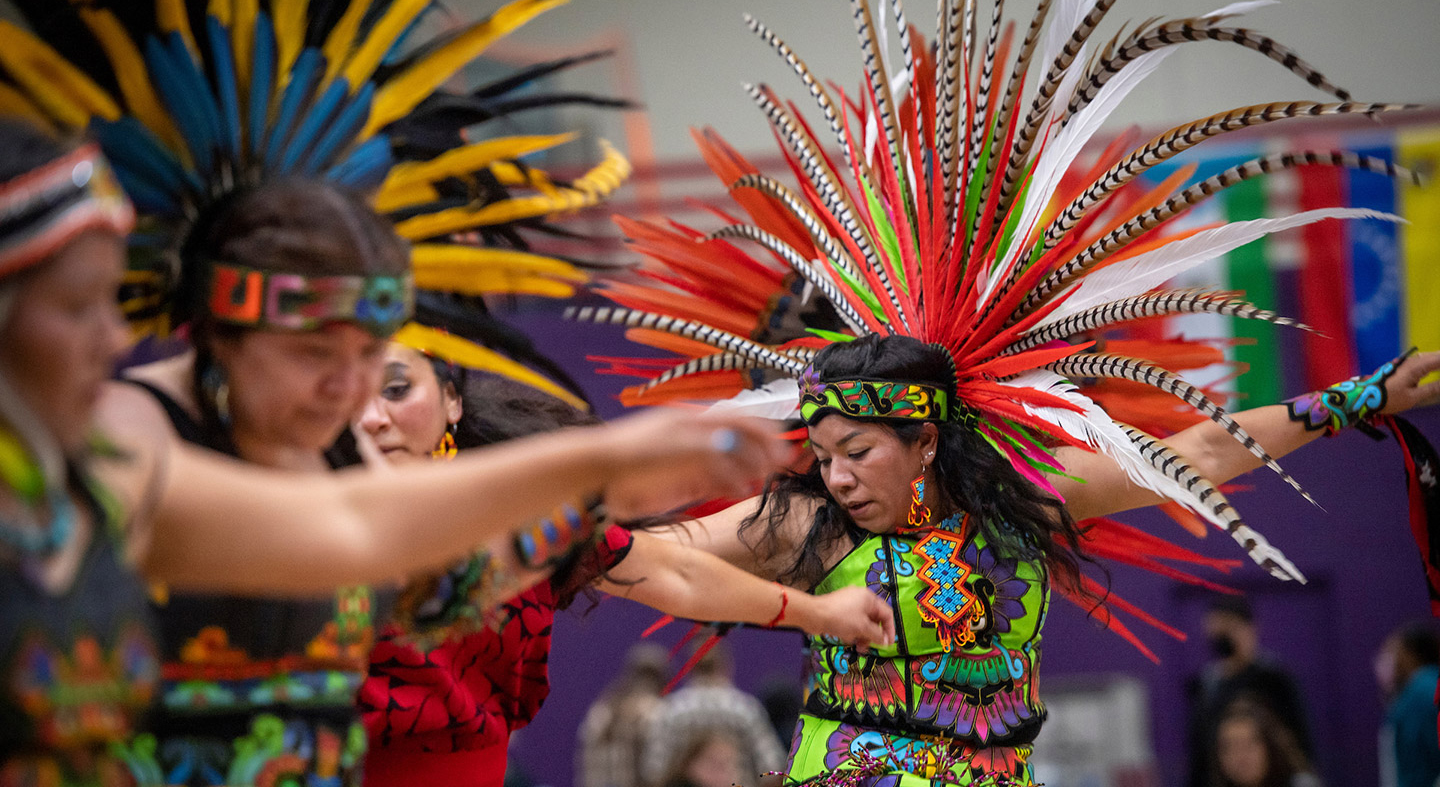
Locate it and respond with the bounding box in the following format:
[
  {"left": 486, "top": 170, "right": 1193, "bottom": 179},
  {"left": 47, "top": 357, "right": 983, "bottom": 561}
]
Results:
[{"left": 1046, "top": 353, "right": 1317, "bottom": 505}]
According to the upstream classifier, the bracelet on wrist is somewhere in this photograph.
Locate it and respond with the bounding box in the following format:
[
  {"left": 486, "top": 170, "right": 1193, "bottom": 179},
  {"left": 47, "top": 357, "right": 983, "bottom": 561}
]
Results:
[{"left": 1284, "top": 348, "right": 1413, "bottom": 437}]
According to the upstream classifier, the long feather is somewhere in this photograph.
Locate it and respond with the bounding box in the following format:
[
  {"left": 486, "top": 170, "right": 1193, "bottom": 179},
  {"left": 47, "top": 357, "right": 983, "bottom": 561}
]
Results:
[
  {"left": 1030, "top": 207, "right": 1402, "bottom": 319},
  {"left": 1008, "top": 289, "right": 1305, "bottom": 352},
  {"left": 1121, "top": 425, "right": 1303, "bottom": 581},
  {"left": 1046, "top": 353, "right": 1315, "bottom": 504},
  {"left": 564, "top": 306, "right": 808, "bottom": 375},
  {"left": 364, "top": 0, "right": 566, "bottom": 136}
]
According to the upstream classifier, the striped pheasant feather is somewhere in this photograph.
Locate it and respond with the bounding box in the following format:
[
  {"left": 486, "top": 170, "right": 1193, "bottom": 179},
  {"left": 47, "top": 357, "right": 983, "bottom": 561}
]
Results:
[{"left": 566, "top": 0, "right": 1424, "bottom": 611}]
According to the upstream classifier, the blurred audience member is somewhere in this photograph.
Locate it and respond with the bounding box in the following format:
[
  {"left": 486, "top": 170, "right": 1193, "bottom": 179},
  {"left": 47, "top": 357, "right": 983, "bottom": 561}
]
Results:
[
  {"left": 1188, "top": 596, "right": 1313, "bottom": 787},
  {"left": 1375, "top": 621, "right": 1440, "bottom": 787},
  {"left": 578, "top": 643, "right": 669, "bottom": 787},
  {"left": 642, "top": 643, "right": 785, "bottom": 787},
  {"left": 656, "top": 731, "right": 747, "bottom": 787},
  {"left": 1213, "top": 700, "right": 1322, "bottom": 787}
]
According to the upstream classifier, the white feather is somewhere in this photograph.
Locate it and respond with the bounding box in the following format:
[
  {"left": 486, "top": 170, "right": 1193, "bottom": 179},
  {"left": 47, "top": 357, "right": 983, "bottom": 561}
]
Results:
[
  {"left": 1202, "top": 0, "right": 1279, "bottom": 22},
  {"left": 704, "top": 379, "right": 801, "bottom": 420},
  {"left": 999, "top": 370, "right": 1225, "bottom": 523},
  {"left": 1042, "top": 208, "right": 1403, "bottom": 325},
  {"left": 980, "top": 45, "right": 1088, "bottom": 299},
  {"left": 985, "top": 43, "right": 1178, "bottom": 300}
]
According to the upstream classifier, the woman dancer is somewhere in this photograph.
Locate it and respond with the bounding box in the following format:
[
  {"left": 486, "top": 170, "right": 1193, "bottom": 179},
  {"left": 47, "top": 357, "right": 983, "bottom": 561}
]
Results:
[
  {"left": 0, "top": 127, "right": 784, "bottom": 786},
  {"left": 0, "top": 0, "right": 777, "bottom": 782},
  {"left": 563, "top": 0, "right": 1440, "bottom": 782},
  {"left": 356, "top": 344, "right": 891, "bottom": 787}
]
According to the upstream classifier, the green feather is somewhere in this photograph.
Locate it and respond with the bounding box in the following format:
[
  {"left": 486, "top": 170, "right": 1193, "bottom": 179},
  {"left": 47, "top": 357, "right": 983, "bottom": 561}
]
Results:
[
  {"left": 807, "top": 328, "right": 858, "bottom": 342},
  {"left": 828, "top": 258, "right": 887, "bottom": 321},
  {"left": 859, "top": 174, "right": 906, "bottom": 294}
]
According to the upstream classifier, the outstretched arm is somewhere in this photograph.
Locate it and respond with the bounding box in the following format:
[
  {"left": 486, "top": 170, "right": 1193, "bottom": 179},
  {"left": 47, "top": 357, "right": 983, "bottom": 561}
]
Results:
[
  {"left": 597, "top": 531, "right": 894, "bottom": 647},
  {"left": 94, "top": 382, "right": 786, "bottom": 595},
  {"left": 1056, "top": 350, "right": 1440, "bottom": 521}
]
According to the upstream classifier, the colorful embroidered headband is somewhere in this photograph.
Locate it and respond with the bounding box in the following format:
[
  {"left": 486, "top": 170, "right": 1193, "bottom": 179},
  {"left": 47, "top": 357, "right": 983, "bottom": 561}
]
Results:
[
  {"left": 799, "top": 367, "right": 950, "bottom": 425},
  {"left": 0, "top": 144, "right": 134, "bottom": 279},
  {"left": 207, "top": 262, "right": 414, "bottom": 337}
]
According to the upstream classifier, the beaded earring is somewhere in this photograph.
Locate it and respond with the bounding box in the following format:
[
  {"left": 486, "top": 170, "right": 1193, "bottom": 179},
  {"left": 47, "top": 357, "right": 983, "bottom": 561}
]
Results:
[
  {"left": 431, "top": 426, "right": 458, "bottom": 460},
  {"left": 907, "top": 464, "right": 930, "bottom": 529}
]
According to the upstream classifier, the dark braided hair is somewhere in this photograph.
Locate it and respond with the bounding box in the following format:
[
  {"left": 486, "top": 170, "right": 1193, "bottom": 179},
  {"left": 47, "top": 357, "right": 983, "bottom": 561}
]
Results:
[{"left": 739, "top": 334, "right": 1088, "bottom": 592}]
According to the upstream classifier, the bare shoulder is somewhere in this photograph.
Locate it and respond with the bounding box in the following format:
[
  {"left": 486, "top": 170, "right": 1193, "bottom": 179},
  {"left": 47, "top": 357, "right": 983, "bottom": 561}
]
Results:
[
  {"left": 96, "top": 378, "right": 175, "bottom": 444},
  {"left": 117, "top": 353, "right": 197, "bottom": 414}
]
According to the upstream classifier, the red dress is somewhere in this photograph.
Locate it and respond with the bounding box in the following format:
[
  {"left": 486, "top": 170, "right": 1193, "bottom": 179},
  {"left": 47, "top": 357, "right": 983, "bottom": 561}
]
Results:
[{"left": 360, "top": 526, "right": 633, "bottom": 787}]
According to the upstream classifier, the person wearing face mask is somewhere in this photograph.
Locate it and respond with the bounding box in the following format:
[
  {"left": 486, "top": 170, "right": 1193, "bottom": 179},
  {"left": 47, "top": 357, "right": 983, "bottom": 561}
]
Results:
[
  {"left": 1375, "top": 622, "right": 1440, "bottom": 787},
  {"left": 1187, "top": 597, "right": 1314, "bottom": 787}
]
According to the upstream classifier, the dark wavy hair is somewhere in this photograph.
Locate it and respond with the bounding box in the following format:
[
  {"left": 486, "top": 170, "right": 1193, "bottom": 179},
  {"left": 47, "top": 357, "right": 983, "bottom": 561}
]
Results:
[{"left": 739, "top": 334, "right": 1087, "bottom": 592}]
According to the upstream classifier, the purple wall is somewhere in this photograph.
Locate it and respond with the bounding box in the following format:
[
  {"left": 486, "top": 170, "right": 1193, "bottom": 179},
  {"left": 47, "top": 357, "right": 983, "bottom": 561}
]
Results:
[{"left": 502, "top": 300, "right": 1436, "bottom": 787}]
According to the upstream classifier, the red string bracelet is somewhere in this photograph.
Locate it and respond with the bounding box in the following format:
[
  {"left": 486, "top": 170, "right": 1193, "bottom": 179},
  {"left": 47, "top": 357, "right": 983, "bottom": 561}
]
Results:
[{"left": 766, "top": 588, "right": 789, "bottom": 628}]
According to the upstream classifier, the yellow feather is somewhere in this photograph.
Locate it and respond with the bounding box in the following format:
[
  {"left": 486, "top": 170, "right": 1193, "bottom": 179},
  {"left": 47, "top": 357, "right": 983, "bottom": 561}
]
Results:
[
  {"left": 271, "top": 0, "right": 311, "bottom": 86},
  {"left": 77, "top": 8, "right": 188, "bottom": 155},
  {"left": 0, "top": 82, "right": 56, "bottom": 133},
  {"left": 363, "top": 0, "right": 567, "bottom": 137},
  {"left": 0, "top": 22, "right": 121, "bottom": 127},
  {"left": 395, "top": 141, "right": 630, "bottom": 238},
  {"left": 489, "top": 161, "right": 559, "bottom": 194},
  {"left": 207, "top": 0, "right": 232, "bottom": 25},
  {"left": 392, "top": 323, "right": 588, "bottom": 410},
  {"left": 156, "top": 0, "right": 203, "bottom": 62},
  {"left": 418, "top": 271, "right": 576, "bottom": 298},
  {"left": 320, "top": 0, "right": 371, "bottom": 86},
  {"left": 371, "top": 180, "right": 440, "bottom": 213},
  {"left": 382, "top": 132, "right": 576, "bottom": 193},
  {"left": 230, "top": 0, "right": 259, "bottom": 96},
  {"left": 339, "top": 0, "right": 429, "bottom": 93},
  {"left": 412, "top": 243, "right": 587, "bottom": 286}
]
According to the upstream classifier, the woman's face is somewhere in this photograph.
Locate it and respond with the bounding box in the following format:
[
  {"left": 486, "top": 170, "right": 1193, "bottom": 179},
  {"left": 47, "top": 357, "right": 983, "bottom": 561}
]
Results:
[
  {"left": 808, "top": 415, "right": 937, "bottom": 533},
  {"left": 356, "top": 344, "right": 459, "bottom": 463},
  {"left": 0, "top": 231, "right": 131, "bottom": 451},
  {"left": 1216, "top": 716, "right": 1268, "bottom": 787},
  {"left": 212, "top": 324, "right": 386, "bottom": 452}
]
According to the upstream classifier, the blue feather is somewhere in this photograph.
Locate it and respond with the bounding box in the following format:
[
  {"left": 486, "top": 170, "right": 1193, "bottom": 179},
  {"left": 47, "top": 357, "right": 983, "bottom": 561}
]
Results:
[
  {"left": 280, "top": 77, "right": 349, "bottom": 172},
  {"left": 249, "top": 12, "right": 277, "bottom": 160},
  {"left": 328, "top": 135, "right": 394, "bottom": 189},
  {"left": 302, "top": 81, "right": 373, "bottom": 176},
  {"left": 108, "top": 160, "right": 180, "bottom": 215},
  {"left": 144, "top": 34, "right": 217, "bottom": 174},
  {"left": 205, "top": 15, "right": 243, "bottom": 159},
  {"left": 165, "top": 33, "right": 227, "bottom": 169},
  {"left": 381, "top": 5, "right": 438, "bottom": 66},
  {"left": 91, "top": 117, "right": 200, "bottom": 197},
  {"left": 264, "top": 47, "right": 324, "bottom": 172}
]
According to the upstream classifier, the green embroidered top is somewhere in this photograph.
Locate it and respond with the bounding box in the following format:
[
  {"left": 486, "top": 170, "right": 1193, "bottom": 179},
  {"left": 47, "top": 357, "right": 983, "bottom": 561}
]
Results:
[{"left": 805, "top": 516, "right": 1050, "bottom": 745}]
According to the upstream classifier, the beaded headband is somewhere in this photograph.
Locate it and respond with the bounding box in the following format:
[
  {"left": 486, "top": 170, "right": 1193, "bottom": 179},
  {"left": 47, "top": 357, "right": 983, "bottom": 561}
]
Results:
[
  {"left": 0, "top": 144, "right": 134, "bottom": 279},
  {"left": 798, "top": 366, "right": 951, "bottom": 425},
  {"left": 207, "top": 262, "right": 414, "bottom": 337}
]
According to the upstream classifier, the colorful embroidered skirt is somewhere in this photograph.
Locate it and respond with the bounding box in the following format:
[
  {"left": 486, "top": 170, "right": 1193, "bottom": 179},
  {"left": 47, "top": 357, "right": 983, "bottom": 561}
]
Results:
[{"left": 786, "top": 714, "right": 1034, "bottom": 786}]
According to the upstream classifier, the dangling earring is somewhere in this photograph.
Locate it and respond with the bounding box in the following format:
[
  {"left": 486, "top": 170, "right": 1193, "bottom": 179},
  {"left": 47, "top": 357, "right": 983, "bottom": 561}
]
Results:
[
  {"left": 201, "top": 362, "right": 231, "bottom": 427},
  {"left": 431, "top": 425, "right": 457, "bottom": 460},
  {"left": 907, "top": 463, "right": 930, "bottom": 528}
]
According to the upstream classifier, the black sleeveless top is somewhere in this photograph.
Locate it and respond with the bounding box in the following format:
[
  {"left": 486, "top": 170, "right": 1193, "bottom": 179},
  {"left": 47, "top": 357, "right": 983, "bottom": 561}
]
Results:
[
  {"left": 0, "top": 479, "right": 161, "bottom": 787},
  {"left": 130, "top": 380, "right": 391, "bottom": 787}
]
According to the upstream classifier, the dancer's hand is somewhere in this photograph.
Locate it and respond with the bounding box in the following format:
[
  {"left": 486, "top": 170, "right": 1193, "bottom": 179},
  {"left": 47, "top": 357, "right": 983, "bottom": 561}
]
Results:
[
  {"left": 792, "top": 586, "right": 895, "bottom": 648},
  {"left": 599, "top": 409, "right": 787, "bottom": 520},
  {"left": 1382, "top": 350, "right": 1440, "bottom": 414}
]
